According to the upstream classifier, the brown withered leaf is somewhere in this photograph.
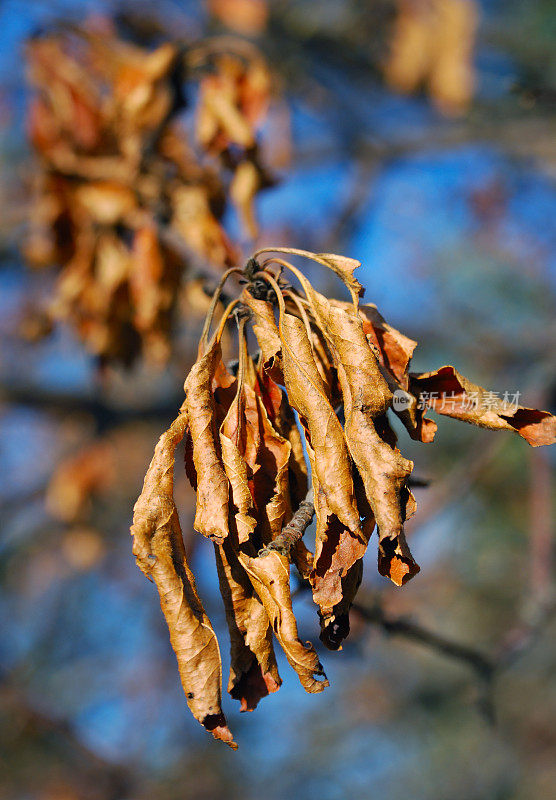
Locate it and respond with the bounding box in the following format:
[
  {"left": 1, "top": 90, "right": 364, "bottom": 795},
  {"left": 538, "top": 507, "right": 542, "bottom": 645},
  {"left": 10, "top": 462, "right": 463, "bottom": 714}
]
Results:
[
  {"left": 238, "top": 550, "right": 328, "bottom": 693},
  {"left": 171, "top": 184, "right": 237, "bottom": 267},
  {"left": 311, "top": 504, "right": 372, "bottom": 616},
  {"left": 230, "top": 160, "right": 261, "bottom": 240},
  {"left": 357, "top": 303, "right": 417, "bottom": 386},
  {"left": 129, "top": 225, "right": 165, "bottom": 332},
  {"left": 255, "top": 363, "right": 284, "bottom": 423},
  {"left": 319, "top": 559, "right": 363, "bottom": 651},
  {"left": 274, "top": 386, "right": 308, "bottom": 509},
  {"left": 303, "top": 415, "right": 370, "bottom": 629},
  {"left": 428, "top": 0, "right": 477, "bottom": 117},
  {"left": 46, "top": 441, "right": 116, "bottom": 523},
  {"left": 242, "top": 290, "right": 282, "bottom": 374},
  {"left": 214, "top": 539, "right": 281, "bottom": 711},
  {"left": 219, "top": 379, "right": 258, "bottom": 545},
  {"left": 325, "top": 303, "right": 419, "bottom": 586},
  {"left": 236, "top": 364, "right": 292, "bottom": 547},
  {"left": 409, "top": 366, "right": 556, "bottom": 447},
  {"left": 184, "top": 339, "right": 230, "bottom": 540},
  {"left": 209, "top": 0, "right": 269, "bottom": 37},
  {"left": 384, "top": 0, "right": 477, "bottom": 117},
  {"left": 384, "top": 0, "right": 432, "bottom": 96},
  {"left": 131, "top": 411, "right": 236, "bottom": 748},
  {"left": 356, "top": 302, "right": 436, "bottom": 443},
  {"left": 261, "top": 376, "right": 314, "bottom": 580},
  {"left": 258, "top": 247, "right": 363, "bottom": 301},
  {"left": 281, "top": 286, "right": 416, "bottom": 587},
  {"left": 279, "top": 338, "right": 367, "bottom": 615},
  {"left": 196, "top": 55, "right": 255, "bottom": 152},
  {"left": 256, "top": 396, "right": 293, "bottom": 545},
  {"left": 243, "top": 350, "right": 293, "bottom": 545},
  {"left": 73, "top": 181, "right": 137, "bottom": 226},
  {"left": 280, "top": 312, "right": 361, "bottom": 535},
  {"left": 310, "top": 324, "right": 337, "bottom": 400},
  {"left": 317, "top": 474, "right": 375, "bottom": 650},
  {"left": 314, "top": 252, "right": 363, "bottom": 300},
  {"left": 26, "top": 36, "right": 104, "bottom": 153}
]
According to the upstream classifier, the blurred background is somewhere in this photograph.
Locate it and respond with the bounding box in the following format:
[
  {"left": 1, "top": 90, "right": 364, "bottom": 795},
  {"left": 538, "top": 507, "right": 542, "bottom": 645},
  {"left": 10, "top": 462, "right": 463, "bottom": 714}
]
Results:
[{"left": 0, "top": 1, "right": 555, "bottom": 798}]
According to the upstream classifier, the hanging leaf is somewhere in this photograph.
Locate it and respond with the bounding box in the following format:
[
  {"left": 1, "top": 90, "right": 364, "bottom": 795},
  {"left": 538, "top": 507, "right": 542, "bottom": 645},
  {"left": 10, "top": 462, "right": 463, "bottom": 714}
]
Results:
[
  {"left": 184, "top": 339, "right": 230, "bottom": 541},
  {"left": 239, "top": 550, "right": 329, "bottom": 693},
  {"left": 280, "top": 312, "right": 361, "bottom": 535},
  {"left": 243, "top": 290, "right": 282, "bottom": 375},
  {"left": 409, "top": 366, "right": 556, "bottom": 447},
  {"left": 214, "top": 540, "right": 281, "bottom": 711},
  {"left": 131, "top": 411, "right": 236, "bottom": 748}
]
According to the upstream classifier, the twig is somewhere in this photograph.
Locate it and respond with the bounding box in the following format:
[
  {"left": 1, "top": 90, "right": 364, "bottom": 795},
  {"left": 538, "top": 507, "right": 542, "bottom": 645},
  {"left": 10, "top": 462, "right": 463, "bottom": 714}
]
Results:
[
  {"left": 258, "top": 488, "right": 315, "bottom": 557},
  {"left": 352, "top": 601, "right": 495, "bottom": 682}
]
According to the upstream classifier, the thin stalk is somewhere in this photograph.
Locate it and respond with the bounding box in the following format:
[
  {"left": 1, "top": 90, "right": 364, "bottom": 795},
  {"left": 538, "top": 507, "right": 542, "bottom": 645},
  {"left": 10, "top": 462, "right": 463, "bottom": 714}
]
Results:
[{"left": 199, "top": 268, "right": 243, "bottom": 353}]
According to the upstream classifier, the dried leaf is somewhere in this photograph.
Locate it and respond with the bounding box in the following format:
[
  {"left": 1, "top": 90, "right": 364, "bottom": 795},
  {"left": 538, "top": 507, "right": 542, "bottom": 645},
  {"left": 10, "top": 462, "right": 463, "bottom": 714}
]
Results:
[
  {"left": 131, "top": 411, "right": 236, "bottom": 748},
  {"left": 384, "top": 0, "right": 477, "bottom": 117},
  {"left": 230, "top": 160, "right": 261, "bottom": 240},
  {"left": 196, "top": 56, "right": 255, "bottom": 151},
  {"left": 171, "top": 184, "right": 237, "bottom": 267},
  {"left": 280, "top": 312, "right": 361, "bottom": 535},
  {"left": 214, "top": 540, "right": 281, "bottom": 711},
  {"left": 46, "top": 441, "right": 116, "bottom": 523},
  {"left": 338, "top": 300, "right": 437, "bottom": 442},
  {"left": 319, "top": 559, "right": 363, "bottom": 651},
  {"left": 74, "top": 181, "right": 136, "bottom": 225},
  {"left": 129, "top": 225, "right": 166, "bottom": 332},
  {"left": 219, "top": 380, "right": 258, "bottom": 545},
  {"left": 274, "top": 387, "right": 309, "bottom": 509},
  {"left": 384, "top": 0, "right": 433, "bottom": 95},
  {"left": 357, "top": 303, "right": 417, "bottom": 386},
  {"left": 238, "top": 374, "right": 292, "bottom": 547},
  {"left": 314, "top": 252, "right": 363, "bottom": 299},
  {"left": 184, "top": 339, "right": 230, "bottom": 540},
  {"left": 252, "top": 394, "right": 293, "bottom": 544},
  {"left": 209, "top": 0, "right": 269, "bottom": 36},
  {"left": 428, "top": 0, "right": 477, "bottom": 117},
  {"left": 242, "top": 291, "right": 282, "bottom": 373},
  {"left": 409, "top": 366, "right": 556, "bottom": 447},
  {"left": 311, "top": 505, "right": 372, "bottom": 613},
  {"left": 238, "top": 550, "right": 328, "bottom": 693},
  {"left": 325, "top": 303, "right": 419, "bottom": 586}
]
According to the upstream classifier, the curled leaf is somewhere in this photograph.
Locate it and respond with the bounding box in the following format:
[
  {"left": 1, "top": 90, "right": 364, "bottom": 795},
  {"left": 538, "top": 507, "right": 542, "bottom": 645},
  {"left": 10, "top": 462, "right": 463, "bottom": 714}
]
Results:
[
  {"left": 214, "top": 540, "right": 281, "bottom": 711},
  {"left": 315, "top": 252, "right": 363, "bottom": 299},
  {"left": 242, "top": 290, "right": 282, "bottom": 374},
  {"left": 255, "top": 247, "right": 363, "bottom": 300},
  {"left": 184, "top": 339, "right": 230, "bottom": 540},
  {"left": 131, "top": 411, "right": 236, "bottom": 748},
  {"left": 357, "top": 303, "right": 417, "bottom": 386},
  {"left": 239, "top": 550, "right": 329, "bottom": 693},
  {"left": 325, "top": 304, "right": 419, "bottom": 586},
  {"left": 230, "top": 160, "right": 261, "bottom": 240},
  {"left": 280, "top": 312, "right": 361, "bottom": 535},
  {"left": 409, "top": 366, "right": 556, "bottom": 447},
  {"left": 219, "top": 381, "right": 258, "bottom": 545},
  {"left": 319, "top": 559, "right": 363, "bottom": 651}
]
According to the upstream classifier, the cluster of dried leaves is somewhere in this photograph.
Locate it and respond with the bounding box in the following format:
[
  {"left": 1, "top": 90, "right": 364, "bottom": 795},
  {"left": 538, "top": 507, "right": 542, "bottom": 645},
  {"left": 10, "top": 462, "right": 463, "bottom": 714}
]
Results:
[
  {"left": 131, "top": 247, "right": 556, "bottom": 748},
  {"left": 24, "top": 21, "right": 271, "bottom": 364},
  {"left": 384, "top": 0, "right": 478, "bottom": 116}
]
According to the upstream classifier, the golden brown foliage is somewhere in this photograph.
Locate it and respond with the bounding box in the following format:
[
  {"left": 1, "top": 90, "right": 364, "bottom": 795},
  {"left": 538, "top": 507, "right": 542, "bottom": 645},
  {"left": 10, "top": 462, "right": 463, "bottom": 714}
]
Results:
[
  {"left": 384, "top": 0, "right": 478, "bottom": 116},
  {"left": 24, "top": 22, "right": 271, "bottom": 364},
  {"left": 132, "top": 246, "right": 555, "bottom": 747}
]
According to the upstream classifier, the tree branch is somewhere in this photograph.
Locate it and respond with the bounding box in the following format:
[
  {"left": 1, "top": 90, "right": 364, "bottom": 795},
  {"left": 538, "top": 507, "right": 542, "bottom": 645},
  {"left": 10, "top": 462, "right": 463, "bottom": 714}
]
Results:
[
  {"left": 352, "top": 601, "right": 495, "bottom": 682},
  {"left": 258, "top": 488, "right": 315, "bottom": 557}
]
